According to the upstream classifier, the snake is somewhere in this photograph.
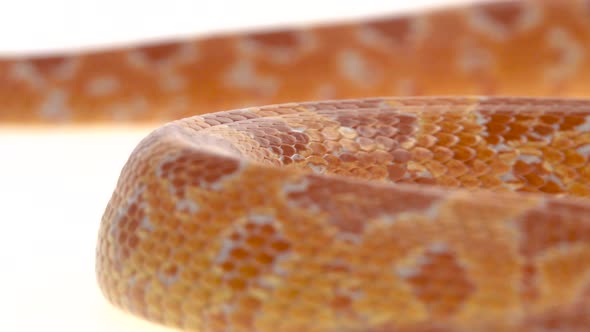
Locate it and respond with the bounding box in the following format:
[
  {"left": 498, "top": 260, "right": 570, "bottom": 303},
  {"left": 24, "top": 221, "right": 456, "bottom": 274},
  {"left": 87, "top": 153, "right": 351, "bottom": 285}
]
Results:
[{"left": 3, "top": 0, "right": 590, "bottom": 331}]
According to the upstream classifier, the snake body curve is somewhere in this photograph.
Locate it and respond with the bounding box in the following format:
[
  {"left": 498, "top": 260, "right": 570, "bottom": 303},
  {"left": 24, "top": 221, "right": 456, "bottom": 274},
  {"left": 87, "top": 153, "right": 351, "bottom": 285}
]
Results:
[{"left": 4, "top": 0, "right": 590, "bottom": 331}]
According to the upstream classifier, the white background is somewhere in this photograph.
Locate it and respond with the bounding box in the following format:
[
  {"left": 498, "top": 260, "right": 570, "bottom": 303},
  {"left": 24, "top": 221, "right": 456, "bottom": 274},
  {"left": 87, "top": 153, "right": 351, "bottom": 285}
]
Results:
[{"left": 0, "top": 1, "right": 480, "bottom": 331}]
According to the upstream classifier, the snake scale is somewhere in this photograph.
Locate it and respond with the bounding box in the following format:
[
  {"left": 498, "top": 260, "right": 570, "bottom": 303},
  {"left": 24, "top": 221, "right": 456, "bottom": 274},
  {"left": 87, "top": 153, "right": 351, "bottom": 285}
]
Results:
[{"left": 3, "top": 0, "right": 590, "bottom": 331}]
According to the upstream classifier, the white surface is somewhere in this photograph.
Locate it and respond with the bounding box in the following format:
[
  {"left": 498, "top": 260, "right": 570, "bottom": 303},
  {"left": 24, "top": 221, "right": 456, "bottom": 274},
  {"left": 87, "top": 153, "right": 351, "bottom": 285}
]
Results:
[
  {"left": 0, "top": 128, "right": 160, "bottom": 331},
  {"left": 0, "top": 0, "right": 476, "bottom": 54},
  {"left": 0, "top": 1, "right": 481, "bottom": 331}
]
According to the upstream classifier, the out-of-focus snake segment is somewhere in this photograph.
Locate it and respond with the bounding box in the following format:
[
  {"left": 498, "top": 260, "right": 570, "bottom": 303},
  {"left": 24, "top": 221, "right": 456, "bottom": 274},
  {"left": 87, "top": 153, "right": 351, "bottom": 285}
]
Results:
[
  {"left": 4, "top": 0, "right": 590, "bottom": 331},
  {"left": 3, "top": 0, "right": 590, "bottom": 123}
]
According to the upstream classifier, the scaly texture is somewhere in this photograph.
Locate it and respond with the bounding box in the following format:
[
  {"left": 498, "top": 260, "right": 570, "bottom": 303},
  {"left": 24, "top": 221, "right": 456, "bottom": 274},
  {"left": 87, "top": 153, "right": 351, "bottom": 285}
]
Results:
[
  {"left": 5, "top": 0, "right": 590, "bottom": 331},
  {"left": 97, "top": 98, "right": 590, "bottom": 331},
  {"left": 96, "top": 97, "right": 590, "bottom": 332}
]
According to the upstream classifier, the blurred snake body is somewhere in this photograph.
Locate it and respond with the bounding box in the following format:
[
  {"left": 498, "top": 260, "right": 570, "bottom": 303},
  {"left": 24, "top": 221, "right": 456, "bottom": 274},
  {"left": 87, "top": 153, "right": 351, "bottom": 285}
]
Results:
[{"left": 3, "top": 0, "right": 590, "bottom": 331}]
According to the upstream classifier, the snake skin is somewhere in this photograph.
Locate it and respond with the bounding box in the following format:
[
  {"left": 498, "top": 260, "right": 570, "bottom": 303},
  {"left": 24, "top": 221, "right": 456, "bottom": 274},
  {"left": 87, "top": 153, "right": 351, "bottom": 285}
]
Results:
[
  {"left": 97, "top": 96, "right": 590, "bottom": 332},
  {"left": 4, "top": 0, "right": 590, "bottom": 331},
  {"left": 2, "top": 0, "right": 590, "bottom": 123}
]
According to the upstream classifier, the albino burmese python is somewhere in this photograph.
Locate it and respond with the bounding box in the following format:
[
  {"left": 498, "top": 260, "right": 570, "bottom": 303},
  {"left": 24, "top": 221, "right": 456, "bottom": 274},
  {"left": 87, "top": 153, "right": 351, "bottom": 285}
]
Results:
[{"left": 3, "top": 0, "right": 590, "bottom": 331}]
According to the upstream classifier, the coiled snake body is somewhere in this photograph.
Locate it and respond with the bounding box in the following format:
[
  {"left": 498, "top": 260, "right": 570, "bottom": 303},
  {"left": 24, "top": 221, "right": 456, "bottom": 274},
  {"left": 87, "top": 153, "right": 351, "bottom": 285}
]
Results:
[{"left": 4, "top": 1, "right": 590, "bottom": 331}]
